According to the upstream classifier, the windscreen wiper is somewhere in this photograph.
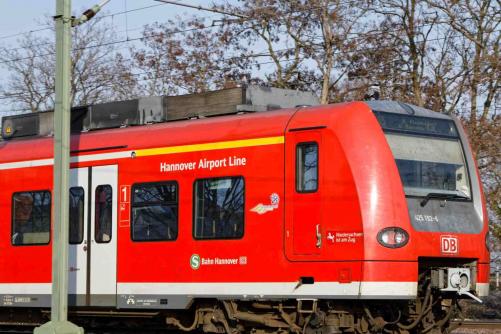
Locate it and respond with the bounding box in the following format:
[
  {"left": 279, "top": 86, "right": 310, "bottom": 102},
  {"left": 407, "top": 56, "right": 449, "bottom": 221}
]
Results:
[{"left": 420, "top": 192, "right": 470, "bottom": 207}]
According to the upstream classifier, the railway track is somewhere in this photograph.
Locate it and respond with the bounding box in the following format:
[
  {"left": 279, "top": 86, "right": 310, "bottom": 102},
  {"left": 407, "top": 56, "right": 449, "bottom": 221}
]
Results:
[
  {"left": 0, "top": 329, "right": 167, "bottom": 334},
  {"left": 452, "top": 319, "right": 501, "bottom": 329},
  {"left": 0, "top": 320, "right": 499, "bottom": 334}
]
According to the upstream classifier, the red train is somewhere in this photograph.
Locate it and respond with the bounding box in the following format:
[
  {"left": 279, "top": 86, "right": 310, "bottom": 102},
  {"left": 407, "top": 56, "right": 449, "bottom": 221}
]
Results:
[{"left": 0, "top": 99, "right": 490, "bottom": 333}]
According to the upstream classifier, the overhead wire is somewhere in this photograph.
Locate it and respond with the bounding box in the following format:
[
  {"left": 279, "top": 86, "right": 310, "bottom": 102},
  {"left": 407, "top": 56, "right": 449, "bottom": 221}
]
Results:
[
  {"left": 1, "top": 27, "right": 498, "bottom": 101},
  {"left": 0, "top": 24, "right": 498, "bottom": 102},
  {"left": 1, "top": 43, "right": 496, "bottom": 110},
  {"left": 0, "top": 2, "right": 171, "bottom": 42},
  {"left": 0, "top": 2, "right": 498, "bottom": 110},
  {"left": 0, "top": 48, "right": 498, "bottom": 104},
  {"left": 1, "top": 14, "right": 499, "bottom": 67},
  {"left": 0, "top": 2, "right": 496, "bottom": 69},
  {"left": 1, "top": 0, "right": 498, "bottom": 56},
  {"left": 0, "top": 26, "right": 52, "bottom": 42}
]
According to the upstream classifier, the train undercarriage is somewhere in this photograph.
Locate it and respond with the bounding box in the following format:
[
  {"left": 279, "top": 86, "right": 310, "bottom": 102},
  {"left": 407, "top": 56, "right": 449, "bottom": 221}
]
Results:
[
  {"left": 0, "top": 286, "right": 463, "bottom": 334},
  {"left": 163, "top": 288, "right": 461, "bottom": 334}
]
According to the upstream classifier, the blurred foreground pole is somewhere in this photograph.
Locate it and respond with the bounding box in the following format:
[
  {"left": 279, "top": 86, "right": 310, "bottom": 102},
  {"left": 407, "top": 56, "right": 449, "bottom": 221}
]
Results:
[
  {"left": 34, "top": 0, "right": 82, "bottom": 333},
  {"left": 34, "top": 1, "right": 110, "bottom": 332}
]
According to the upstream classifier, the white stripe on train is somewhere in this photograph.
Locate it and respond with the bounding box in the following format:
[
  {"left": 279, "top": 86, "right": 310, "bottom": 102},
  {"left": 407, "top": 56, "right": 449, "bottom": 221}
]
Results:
[
  {"left": 117, "top": 282, "right": 417, "bottom": 299},
  {"left": 0, "top": 151, "right": 134, "bottom": 170},
  {"left": 0, "top": 282, "right": 489, "bottom": 299},
  {"left": 0, "top": 282, "right": 416, "bottom": 299}
]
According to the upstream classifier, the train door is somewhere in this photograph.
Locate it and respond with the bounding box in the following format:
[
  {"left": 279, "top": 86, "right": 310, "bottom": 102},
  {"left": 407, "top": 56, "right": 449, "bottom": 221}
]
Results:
[
  {"left": 68, "top": 165, "right": 118, "bottom": 306},
  {"left": 89, "top": 165, "right": 118, "bottom": 305},
  {"left": 69, "top": 167, "right": 89, "bottom": 305},
  {"left": 285, "top": 131, "right": 323, "bottom": 257}
]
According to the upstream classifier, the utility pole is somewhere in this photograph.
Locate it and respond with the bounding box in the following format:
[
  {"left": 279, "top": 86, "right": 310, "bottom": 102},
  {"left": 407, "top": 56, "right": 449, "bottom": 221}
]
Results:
[{"left": 34, "top": 1, "right": 109, "bottom": 333}]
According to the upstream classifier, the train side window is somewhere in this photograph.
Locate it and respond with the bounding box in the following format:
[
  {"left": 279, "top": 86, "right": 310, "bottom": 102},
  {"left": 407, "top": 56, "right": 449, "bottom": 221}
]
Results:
[
  {"left": 69, "top": 187, "right": 85, "bottom": 244},
  {"left": 296, "top": 142, "right": 318, "bottom": 192},
  {"left": 12, "top": 191, "right": 51, "bottom": 246},
  {"left": 131, "top": 182, "right": 178, "bottom": 242},
  {"left": 95, "top": 185, "right": 112, "bottom": 243},
  {"left": 193, "top": 177, "right": 244, "bottom": 240}
]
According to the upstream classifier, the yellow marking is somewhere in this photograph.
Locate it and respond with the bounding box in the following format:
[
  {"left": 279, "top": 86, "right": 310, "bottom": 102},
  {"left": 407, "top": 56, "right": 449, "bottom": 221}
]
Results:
[{"left": 135, "top": 136, "right": 284, "bottom": 157}]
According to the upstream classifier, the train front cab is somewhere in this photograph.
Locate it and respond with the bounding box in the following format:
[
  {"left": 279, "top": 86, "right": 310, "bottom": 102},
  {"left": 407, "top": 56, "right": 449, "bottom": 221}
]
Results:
[
  {"left": 280, "top": 101, "right": 491, "bottom": 333},
  {"left": 284, "top": 101, "right": 490, "bottom": 302},
  {"left": 362, "top": 101, "right": 490, "bottom": 302}
]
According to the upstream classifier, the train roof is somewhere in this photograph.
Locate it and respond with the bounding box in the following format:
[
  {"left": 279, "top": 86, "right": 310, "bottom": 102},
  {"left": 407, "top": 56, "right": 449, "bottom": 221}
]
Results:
[
  {"left": 0, "top": 99, "right": 453, "bottom": 165},
  {"left": 0, "top": 106, "right": 298, "bottom": 164}
]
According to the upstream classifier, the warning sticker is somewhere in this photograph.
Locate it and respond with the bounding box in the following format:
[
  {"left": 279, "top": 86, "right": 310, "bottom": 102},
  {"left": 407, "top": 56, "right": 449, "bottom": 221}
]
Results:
[
  {"left": 250, "top": 193, "right": 280, "bottom": 215},
  {"left": 326, "top": 231, "right": 363, "bottom": 244}
]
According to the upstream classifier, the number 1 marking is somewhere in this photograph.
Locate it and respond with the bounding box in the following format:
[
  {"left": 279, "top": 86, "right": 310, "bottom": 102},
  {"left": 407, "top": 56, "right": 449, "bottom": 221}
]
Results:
[{"left": 121, "top": 186, "right": 128, "bottom": 203}]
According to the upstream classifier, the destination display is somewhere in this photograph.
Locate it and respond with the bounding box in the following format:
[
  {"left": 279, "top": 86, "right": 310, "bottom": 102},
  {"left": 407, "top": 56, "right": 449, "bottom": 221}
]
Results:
[{"left": 374, "top": 111, "right": 459, "bottom": 137}]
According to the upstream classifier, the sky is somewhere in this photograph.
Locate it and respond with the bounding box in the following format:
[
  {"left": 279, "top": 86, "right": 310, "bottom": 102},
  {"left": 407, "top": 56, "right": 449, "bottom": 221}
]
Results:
[{"left": 0, "top": 1, "right": 222, "bottom": 40}]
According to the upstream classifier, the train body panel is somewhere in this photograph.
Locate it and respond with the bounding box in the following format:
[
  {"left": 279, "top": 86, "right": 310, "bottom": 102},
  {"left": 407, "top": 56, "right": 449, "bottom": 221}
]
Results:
[{"left": 0, "top": 101, "right": 489, "bottom": 314}]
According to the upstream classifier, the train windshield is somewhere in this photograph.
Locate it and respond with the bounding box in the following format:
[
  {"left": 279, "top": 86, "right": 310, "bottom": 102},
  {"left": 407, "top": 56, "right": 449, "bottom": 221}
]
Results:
[{"left": 374, "top": 111, "right": 471, "bottom": 198}]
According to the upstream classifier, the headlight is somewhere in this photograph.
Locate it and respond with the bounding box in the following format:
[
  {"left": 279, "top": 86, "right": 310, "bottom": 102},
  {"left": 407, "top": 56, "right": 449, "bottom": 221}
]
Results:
[{"left": 377, "top": 227, "right": 409, "bottom": 248}]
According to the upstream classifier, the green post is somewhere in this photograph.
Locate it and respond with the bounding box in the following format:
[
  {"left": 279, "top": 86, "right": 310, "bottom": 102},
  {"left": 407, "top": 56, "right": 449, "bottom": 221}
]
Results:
[{"left": 34, "top": 0, "right": 83, "bottom": 333}]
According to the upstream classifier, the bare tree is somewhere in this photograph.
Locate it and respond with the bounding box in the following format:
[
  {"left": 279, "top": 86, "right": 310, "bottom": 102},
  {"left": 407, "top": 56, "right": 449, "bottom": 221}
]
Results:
[
  {"left": 0, "top": 17, "right": 135, "bottom": 112},
  {"left": 216, "top": 0, "right": 372, "bottom": 103},
  {"left": 215, "top": 1, "right": 315, "bottom": 91},
  {"left": 428, "top": 0, "right": 500, "bottom": 125},
  {"left": 427, "top": 0, "right": 500, "bottom": 234},
  {"left": 129, "top": 17, "right": 253, "bottom": 96},
  {"left": 421, "top": 26, "right": 468, "bottom": 113},
  {"left": 347, "top": 0, "right": 438, "bottom": 106},
  {"left": 0, "top": 32, "right": 55, "bottom": 112},
  {"left": 303, "top": 0, "right": 369, "bottom": 103},
  {"left": 70, "top": 19, "right": 138, "bottom": 105}
]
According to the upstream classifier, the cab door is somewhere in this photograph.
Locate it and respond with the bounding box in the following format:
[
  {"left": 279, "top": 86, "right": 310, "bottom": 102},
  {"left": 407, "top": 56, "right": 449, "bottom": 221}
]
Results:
[{"left": 285, "top": 131, "right": 323, "bottom": 257}]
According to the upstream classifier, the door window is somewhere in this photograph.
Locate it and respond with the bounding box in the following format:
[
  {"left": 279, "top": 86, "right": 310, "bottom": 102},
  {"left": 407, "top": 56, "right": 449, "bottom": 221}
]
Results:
[
  {"left": 95, "top": 185, "right": 112, "bottom": 243},
  {"left": 296, "top": 142, "right": 318, "bottom": 192},
  {"left": 69, "top": 187, "right": 85, "bottom": 244}
]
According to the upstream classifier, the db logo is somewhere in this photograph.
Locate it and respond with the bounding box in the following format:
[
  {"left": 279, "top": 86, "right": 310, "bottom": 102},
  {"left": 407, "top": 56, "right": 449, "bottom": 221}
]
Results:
[{"left": 441, "top": 236, "right": 458, "bottom": 254}]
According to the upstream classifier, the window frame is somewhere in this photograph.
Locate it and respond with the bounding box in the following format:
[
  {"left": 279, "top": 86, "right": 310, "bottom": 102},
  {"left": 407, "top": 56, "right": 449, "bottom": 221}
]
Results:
[
  {"left": 296, "top": 142, "right": 319, "bottom": 193},
  {"left": 130, "top": 180, "right": 179, "bottom": 242},
  {"left": 192, "top": 176, "right": 245, "bottom": 241},
  {"left": 94, "top": 184, "right": 113, "bottom": 244},
  {"left": 11, "top": 190, "right": 52, "bottom": 246}
]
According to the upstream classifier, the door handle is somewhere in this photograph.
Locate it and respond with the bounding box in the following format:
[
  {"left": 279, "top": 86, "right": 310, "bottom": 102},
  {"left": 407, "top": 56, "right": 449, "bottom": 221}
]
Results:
[
  {"left": 316, "top": 224, "right": 322, "bottom": 248},
  {"left": 69, "top": 267, "right": 80, "bottom": 272}
]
